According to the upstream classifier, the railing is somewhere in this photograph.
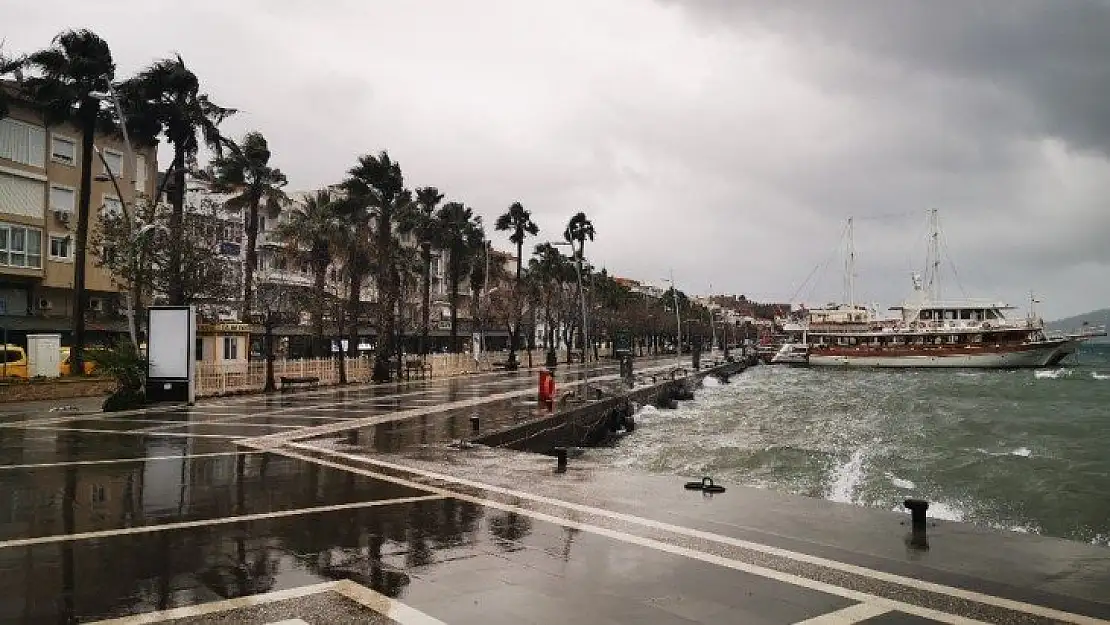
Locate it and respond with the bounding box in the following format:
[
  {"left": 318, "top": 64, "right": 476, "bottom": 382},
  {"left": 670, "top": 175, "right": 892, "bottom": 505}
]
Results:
[{"left": 193, "top": 347, "right": 613, "bottom": 397}]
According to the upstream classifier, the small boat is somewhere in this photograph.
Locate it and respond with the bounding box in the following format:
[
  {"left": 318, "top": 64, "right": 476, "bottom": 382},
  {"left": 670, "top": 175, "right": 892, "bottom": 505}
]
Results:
[{"left": 770, "top": 343, "right": 809, "bottom": 365}]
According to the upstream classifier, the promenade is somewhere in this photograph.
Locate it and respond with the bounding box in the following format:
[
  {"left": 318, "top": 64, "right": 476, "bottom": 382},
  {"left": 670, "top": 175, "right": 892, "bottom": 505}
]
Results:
[{"left": 0, "top": 359, "right": 1108, "bottom": 624}]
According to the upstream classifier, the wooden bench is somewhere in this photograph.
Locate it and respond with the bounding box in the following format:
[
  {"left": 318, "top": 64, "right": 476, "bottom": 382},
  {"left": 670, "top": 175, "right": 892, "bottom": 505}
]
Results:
[
  {"left": 279, "top": 375, "right": 319, "bottom": 391},
  {"left": 404, "top": 359, "right": 432, "bottom": 380}
]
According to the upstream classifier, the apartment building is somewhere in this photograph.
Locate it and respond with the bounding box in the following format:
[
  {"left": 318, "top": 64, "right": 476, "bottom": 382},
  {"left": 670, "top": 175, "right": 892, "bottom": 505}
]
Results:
[{"left": 0, "top": 88, "right": 157, "bottom": 345}]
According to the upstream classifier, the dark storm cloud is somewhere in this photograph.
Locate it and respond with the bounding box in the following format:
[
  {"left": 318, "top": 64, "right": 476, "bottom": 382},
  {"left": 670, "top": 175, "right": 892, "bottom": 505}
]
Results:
[{"left": 6, "top": 1, "right": 1110, "bottom": 317}]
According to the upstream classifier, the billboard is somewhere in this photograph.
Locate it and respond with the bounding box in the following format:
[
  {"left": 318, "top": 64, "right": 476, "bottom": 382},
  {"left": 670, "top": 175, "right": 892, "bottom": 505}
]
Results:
[{"left": 147, "top": 306, "right": 196, "bottom": 403}]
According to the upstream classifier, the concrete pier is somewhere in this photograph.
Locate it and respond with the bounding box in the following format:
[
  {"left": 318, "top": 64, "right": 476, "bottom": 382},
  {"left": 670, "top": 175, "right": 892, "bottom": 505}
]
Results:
[{"left": 0, "top": 357, "right": 1107, "bottom": 624}]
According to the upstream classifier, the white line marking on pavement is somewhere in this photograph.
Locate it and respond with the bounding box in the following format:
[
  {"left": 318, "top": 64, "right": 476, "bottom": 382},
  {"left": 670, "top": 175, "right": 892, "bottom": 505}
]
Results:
[
  {"left": 0, "top": 451, "right": 258, "bottom": 471},
  {"left": 9, "top": 426, "right": 240, "bottom": 439},
  {"left": 271, "top": 447, "right": 990, "bottom": 625},
  {"left": 794, "top": 603, "right": 891, "bottom": 624},
  {"left": 288, "top": 444, "right": 1110, "bottom": 625},
  {"left": 85, "top": 579, "right": 446, "bottom": 625},
  {"left": 0, "top": 494, "right": 443, "bottom": 549}
]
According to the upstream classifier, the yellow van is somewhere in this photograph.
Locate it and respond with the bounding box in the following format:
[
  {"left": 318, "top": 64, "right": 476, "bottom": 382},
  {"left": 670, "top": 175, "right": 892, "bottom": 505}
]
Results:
[
  {"left": 60, "top": 347, "right": 97, "bottom": 376},
  {"left": 0, "top": 344, "right": 28, "bottom": 379}
]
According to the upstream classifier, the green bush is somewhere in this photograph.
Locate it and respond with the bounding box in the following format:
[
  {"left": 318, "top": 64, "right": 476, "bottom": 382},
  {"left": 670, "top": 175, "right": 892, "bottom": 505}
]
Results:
[{"left": 87, "top": 341, "right": 147, "bottom": 411}]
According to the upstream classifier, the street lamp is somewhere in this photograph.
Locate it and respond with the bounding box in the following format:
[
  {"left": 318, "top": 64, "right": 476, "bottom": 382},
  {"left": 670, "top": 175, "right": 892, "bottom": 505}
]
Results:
[
  {"left": 551, "top": 240, "right": 589, "bottom": 394},
  {"left": 661, "top": 271, "right": 682, "bottom": 361}
]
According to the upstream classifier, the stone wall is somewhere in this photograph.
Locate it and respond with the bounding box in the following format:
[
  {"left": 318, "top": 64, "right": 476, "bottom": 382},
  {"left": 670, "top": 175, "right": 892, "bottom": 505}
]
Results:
[{"left": 0, "top": 378, "right": 115, "bottom": 403}]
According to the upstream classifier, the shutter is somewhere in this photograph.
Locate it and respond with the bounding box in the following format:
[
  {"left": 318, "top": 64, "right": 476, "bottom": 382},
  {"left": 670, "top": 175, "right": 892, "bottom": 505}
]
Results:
[
  {"left": 27, "top": 126, "right": 45, "bottom": 167},
  {"left": 135, "top": 154, "right": 147, "bottom": 192},
  {"left": 0, "top": 173, "right": 46, "bottom": 218},
  {"left": 50, "top": 186, "right": 75, "bottom": 212}
]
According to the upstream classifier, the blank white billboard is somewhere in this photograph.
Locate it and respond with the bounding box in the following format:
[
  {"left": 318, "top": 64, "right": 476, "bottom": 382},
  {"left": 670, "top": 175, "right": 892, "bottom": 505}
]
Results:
[{"left": 148, "top": 307, "right": 193, "bottom": 380}]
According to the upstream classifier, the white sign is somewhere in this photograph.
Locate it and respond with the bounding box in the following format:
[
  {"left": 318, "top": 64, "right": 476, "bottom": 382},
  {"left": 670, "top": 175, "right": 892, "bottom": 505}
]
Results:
[{"left": 148, "top": 307, "right": 194, "bottom": 380}]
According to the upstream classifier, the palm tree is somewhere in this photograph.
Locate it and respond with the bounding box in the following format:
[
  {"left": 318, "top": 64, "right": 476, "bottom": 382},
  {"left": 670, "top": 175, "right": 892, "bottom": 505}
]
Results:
[
  {"left": 436, "top": 202, "right": 484, "bottom": 350},
  {"left": 339, "top": 151, "right": 410, "bottom": 382},
  {"left": 276, "top": 189, "right": 338, "bottom": 356},
  {"left": 202, "top": 131, "right": 289, "bottom": 323},
  {"left": 23, "top": 30, "right": 116, "bottom": 377},
  {"left": 398, "top": 187, "right": 444, "bottom": 358},
  {"left": 120, "top": 54, "right": 235, "bottom": 306},
  {"left": 494, "top": 202, "right": 539, "bottom": 369},
  {"left": 331, "top": 201, "right": 374, "bottom": 370},
  {"left": 563, "top": 212, "right": 595, "bottom": 362},
  {"left": 530, "top": 243, "right": 573, "bottom": 366},
  {"left": 0, "top": 47, "right": 23, "bottom": 119}
]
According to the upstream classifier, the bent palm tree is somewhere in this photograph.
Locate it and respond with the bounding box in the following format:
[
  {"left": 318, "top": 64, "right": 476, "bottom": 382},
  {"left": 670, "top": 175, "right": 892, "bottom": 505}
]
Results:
[
  {"left": 24, "top": 29, "right": 116, "bottom": 377},
  {"left": 202, "top": 131, "right": 288, "bottom": 323},
  {"left": 276, "top": 189, "right": 339, "bottom": 356},
  {"left": 563, "top": 212, "right": 595, "bottom": 362},
  {"left": 120, "top": 55, "right": 234, "bottom": 305},
  {"left": 0, "top": 48, "right": 23, "bottom": 119},
  {"left": 340, "top": 151, "right": 410, "bottom": 382},
  {"left": 398, "top": 187, "right": 444, "bottom": 358},
  {"left": 436, "top": 202, "right": 484, "bottom": 350},
  {"left": 495, "top": 202, "right": 539, "bottom": 369}
]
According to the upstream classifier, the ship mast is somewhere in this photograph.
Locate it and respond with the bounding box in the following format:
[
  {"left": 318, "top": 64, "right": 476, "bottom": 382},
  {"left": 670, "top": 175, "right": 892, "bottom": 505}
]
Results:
[
  {"left": 844, "top": 216, "right": 856, "bottom": 307},
  {"left": 929, "top": 208, "right": 941, "bottom": 301}
]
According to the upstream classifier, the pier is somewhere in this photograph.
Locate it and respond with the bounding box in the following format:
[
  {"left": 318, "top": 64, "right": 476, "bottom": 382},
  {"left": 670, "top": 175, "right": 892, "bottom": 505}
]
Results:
[{"left": 0, "top": 358, "right": 1107, "bottom": 624}]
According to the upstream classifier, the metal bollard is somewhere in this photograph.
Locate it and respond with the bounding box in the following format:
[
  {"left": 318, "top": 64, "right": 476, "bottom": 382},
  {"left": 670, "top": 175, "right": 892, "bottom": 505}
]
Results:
[
  {"left": 469, "top": 415, "right": 480, "bottom": 436},
  {"left": 904, "top": 498, "right": 930, "bottom": 549},
  {"left": 554, "top": 447, "right": 568, "bottom": 473}
]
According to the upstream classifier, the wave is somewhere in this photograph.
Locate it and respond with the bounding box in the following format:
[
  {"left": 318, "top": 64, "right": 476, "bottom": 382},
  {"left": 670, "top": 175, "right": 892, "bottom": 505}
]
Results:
[
  {"left": 1033, "top": 369, "right": 1071, "bottom": 379},
  {"left": 976, "top": 447, "right": 1033, "bottom": 458},
  {"left": 827, "top": 448, "right": 866, "bottom": 504},
  {"left": 884, "top": 472, "right": 916, "bottom": 490},
  {"left": 1010, "top": 447, "right": 1032, "bottom": 457},
  {"left": 702, "top": 376, "right": 720, "bottom": 387},
  {"left": 1092, "top": 372, "right": 1110, "bottom": 380}
]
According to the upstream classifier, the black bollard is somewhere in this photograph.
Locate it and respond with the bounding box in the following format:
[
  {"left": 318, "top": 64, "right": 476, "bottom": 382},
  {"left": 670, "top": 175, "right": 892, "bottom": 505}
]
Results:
[
  {"left": 469, "top": 415, "right": 480, "bottom": 436},
  {"left": 554, "top": 447, "right": 568, "bottom": 473},
  {"left": 904, "top": 498, "right": 930, "bottom": 549}
]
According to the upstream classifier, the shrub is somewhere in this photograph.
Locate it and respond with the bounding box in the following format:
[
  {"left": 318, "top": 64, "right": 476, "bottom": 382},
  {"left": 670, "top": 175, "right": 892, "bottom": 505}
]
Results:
[{"left": 87, "top": 341, "right": 147, "bottom": 412}]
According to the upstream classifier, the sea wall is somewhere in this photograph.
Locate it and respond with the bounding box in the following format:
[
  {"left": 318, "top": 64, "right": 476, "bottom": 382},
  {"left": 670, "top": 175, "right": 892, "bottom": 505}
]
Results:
[{"left": 475, "top": 361, "right": 746, "bottom": 453}]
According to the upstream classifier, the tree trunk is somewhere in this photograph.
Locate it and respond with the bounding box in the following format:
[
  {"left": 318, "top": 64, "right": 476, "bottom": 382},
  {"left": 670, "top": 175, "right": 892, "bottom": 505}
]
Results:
[
  {"left": 70, "top": 103, "right": 96, "bottom": 377},
  {"left": 311, "top": 263, "right": 327, "bottom": 358},
  {"left": 263, "top": 320, "right": 276, "bottom": 392},
  {"left": 449, "top": 264, "right": 460, "bottom": 352},
  {"left": 372, "top": 213, "right": 395, "bottom": 383},
  {"left": 167, "top": 149, "right": 186, "bottom": 306},
  {"left": 347, "top": 271, "right": 362, "bottom": 362},
  {"left": 420, "top": 243, "right": 431, "bottom": 358},
  {"left": 241, "top": 200, "right": 260, "bottom": 324}
]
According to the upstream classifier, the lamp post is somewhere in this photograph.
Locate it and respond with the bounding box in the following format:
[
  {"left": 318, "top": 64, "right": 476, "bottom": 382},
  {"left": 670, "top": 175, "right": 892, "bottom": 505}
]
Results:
[
  {"left": 661, "top": 271, "right": 681, "bottom": 361},
  {"left": 551, "top": 240, "right": 589, "bottom": 394}
]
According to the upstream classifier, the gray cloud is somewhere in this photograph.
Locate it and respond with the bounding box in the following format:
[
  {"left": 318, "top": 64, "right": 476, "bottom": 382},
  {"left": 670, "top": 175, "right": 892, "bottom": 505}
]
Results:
[{"left": 6, "top": 0, "right": 1110, "bottom": 318}]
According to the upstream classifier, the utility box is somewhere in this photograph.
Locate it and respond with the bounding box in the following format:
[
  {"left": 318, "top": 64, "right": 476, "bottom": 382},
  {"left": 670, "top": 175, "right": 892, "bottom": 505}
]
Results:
[{"left": 26, "top": 334, "right": 61, "bottom": 378}]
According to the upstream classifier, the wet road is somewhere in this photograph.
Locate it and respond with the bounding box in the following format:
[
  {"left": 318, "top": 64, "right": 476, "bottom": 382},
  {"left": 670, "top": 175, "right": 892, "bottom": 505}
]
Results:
[{"left": 0, "top": 359, "right": 1108, "bottom": 624}]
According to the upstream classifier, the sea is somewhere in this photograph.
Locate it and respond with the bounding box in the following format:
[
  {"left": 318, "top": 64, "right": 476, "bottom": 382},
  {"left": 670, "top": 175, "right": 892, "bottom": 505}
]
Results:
[{"left": 594, "top": 344, "right": 1110, "bottom": 546}]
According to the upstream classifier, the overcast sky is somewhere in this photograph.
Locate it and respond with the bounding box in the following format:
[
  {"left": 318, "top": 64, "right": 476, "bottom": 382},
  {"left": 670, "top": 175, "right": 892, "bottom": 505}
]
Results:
[{"left": 7, "top": 0, "right": 1110, "bottom": 319}]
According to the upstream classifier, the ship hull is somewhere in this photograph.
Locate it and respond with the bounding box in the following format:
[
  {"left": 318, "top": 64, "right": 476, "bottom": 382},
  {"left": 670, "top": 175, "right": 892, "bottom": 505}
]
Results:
[{"left": 808, "top": 340, "right": 1065, "bottom": 368}]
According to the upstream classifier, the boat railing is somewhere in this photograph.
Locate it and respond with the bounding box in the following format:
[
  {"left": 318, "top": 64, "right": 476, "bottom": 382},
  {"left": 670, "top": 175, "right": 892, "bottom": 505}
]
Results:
[{"left": 800, "top": 319, "right": 1035, "bottom": 334}]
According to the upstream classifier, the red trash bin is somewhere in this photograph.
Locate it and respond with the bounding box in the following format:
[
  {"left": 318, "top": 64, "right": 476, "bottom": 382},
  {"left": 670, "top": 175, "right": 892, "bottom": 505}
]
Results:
[{"left": 538, "top": 369, "right": 555, "bottom": 409}]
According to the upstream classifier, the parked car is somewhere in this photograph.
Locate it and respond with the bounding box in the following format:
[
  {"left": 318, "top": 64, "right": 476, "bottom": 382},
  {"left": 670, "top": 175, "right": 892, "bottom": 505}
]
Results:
[
  {"left": 60, "top": 347, "right": 97, "bottom": 376},
  {"left": 0, "top": 344, "right": 28, "bottom": 379}
]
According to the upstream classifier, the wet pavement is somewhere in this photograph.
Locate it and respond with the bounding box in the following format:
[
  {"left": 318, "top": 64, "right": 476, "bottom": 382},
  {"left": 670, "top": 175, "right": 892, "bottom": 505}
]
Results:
[{"left": 0, "top": 358, "right": 1107, "bottom": 624}]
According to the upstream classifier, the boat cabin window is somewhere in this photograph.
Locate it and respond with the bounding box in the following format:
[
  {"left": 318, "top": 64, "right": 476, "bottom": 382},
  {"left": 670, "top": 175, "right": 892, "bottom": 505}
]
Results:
[
  {"left": 920, "top": 310, "right": 933, "bottom": 321},
  {"left": 960, "top": 309, "right": 972, "bottom": 320},
  {"left": 985, "top": 309, "right": 999, "bottom": 320},
  {"left": 945, "top": 310, "right": 956, "bottom": 320}
]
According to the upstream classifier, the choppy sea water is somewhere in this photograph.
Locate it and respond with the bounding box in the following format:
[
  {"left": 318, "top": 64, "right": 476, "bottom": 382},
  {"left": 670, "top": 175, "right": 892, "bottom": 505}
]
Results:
[{"left": 593, "top": 344, "right": 1110, "bottom": 546}]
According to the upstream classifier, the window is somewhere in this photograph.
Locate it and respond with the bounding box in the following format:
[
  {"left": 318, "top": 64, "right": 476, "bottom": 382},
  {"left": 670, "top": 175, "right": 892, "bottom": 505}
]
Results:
[
  {"left": 223, "top": 337, "right": 238, "bottom": 360},
  {"left": 101, "top": 149, "right": 123, "bottom": 178},
  {"left": 49, "top": 235, "right": 72, "bottom": 261},
  {"left": 135, "top": 154, "right": 147, "bottom": 193},
  {"left": 0, "top": 223, "right": 42, "bottom": 268},
  {"left": 196, "top": 338, "right": 203, "bottom": 361},
  {"left": 102, "top": 196, "right": 122, "bottom": 215},
  {"left": 51, "top": 134, "right": 77, "bottom": 165},
  {"left": 0, "top": 118, "right": 46, "bottom": 167},
  {"left": 0, "top": 172, "right": 46, "bottom": 219},
  {"left": 50, "top": 185, "right": 75, "bottom": 213},
  {"left": 90, "top": 484, "right": 107, "bottom": 504}
]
